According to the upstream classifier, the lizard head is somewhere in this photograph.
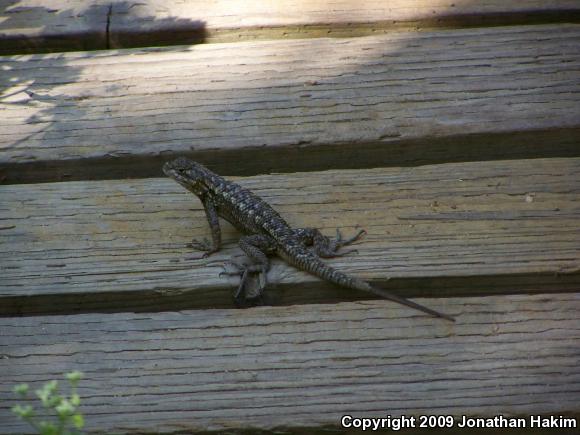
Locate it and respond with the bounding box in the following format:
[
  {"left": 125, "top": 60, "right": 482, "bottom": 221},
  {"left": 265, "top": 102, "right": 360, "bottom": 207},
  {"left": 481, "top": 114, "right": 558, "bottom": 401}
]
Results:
[{"left": 163, "top": 157, "right": 210, "bottom": 196}]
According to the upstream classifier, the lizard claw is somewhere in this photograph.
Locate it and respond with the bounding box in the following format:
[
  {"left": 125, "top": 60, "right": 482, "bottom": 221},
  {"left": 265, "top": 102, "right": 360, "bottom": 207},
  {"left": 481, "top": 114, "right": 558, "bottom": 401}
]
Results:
[
  {"left": 219, "top": 261, "right": 246, "bottom": 277},
  {"left": 233, "top": 269, "right": 250, "bottom": 300},
  {"left": 330, "top": 228, "right": 366, "bottom": 253},
  {"left": 335, "top": 228, "right": 366, "bottom": 247},
  {"left": 188, "top": 237, "right": 216, "bottom": 257},
  {"left": 316, "top": 228, "right": 366, "bottom": 258},
  {"left": 229, "top": 263, "right": 268, "bottom": 305}
]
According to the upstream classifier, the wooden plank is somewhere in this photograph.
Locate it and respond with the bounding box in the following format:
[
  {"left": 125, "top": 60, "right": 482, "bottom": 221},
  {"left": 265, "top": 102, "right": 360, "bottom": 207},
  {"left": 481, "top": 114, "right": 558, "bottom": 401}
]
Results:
[
  {"left": 1, "top": 158, "right": 578, "bottom": 316},
  {"left": 1, "top": 294, "right": 579, "bottom": 433},
  {"left": 1, "top": 1, "right": 579, "bottom": 54},
  {"left": 108, "top": 0, "right": 580, "bottom": 49},
  {"left": 1, "top": 24, "right": 579, "bottom": 184},
  {"left": 0, "top": 0, "right": 110, "bottom": 54}
]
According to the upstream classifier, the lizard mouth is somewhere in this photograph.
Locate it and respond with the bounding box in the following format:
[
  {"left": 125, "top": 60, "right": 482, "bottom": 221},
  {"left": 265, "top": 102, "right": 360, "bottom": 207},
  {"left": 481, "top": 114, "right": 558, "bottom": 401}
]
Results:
[
  {"left": 162, "top": 162, "right": 187, "bottom": 184},
  {"left": 163, "top": 162, "right": 198, "bottom": 193},
  {"left": 162, "top": 161, "right": 176, "bottom": 177}
]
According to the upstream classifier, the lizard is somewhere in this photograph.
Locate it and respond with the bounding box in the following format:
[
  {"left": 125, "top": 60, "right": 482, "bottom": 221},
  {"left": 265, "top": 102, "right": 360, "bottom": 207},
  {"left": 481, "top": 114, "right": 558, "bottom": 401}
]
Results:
[{"left": 163, "top": 157, "right": 454, "bottom": 322}]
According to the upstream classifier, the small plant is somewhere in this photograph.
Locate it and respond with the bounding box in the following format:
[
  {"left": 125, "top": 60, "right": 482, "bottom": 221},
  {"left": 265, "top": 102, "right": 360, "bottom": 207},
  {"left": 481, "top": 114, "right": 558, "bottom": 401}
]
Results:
[{"left": 12, "top": 371, "right": 85, "bottom": 435}]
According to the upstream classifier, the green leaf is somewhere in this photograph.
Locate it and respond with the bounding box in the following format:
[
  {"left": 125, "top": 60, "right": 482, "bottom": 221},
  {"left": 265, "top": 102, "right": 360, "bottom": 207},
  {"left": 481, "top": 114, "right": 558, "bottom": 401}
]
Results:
[
  {"left": 55, "top": 399, "right": 74, "bottom": 417},
  {"left": 70, "top": 393, "right": 81, "bottom": 407},
  {"left": 11, "top": 404, "right": 34, "bottom": 419},
  {"left": 13, "top": 372, "right": 86, "bottom": 434},
  {"left": 13, "top": 383, "right": 29, "bottom": 396},
  {"left": 66, "top": 371, "right": 83, "bottom": 385},
  {"left": 36, "top": 380, "right": 60, "bottom": 408},
  {"left": 38, "top": 421, "right": 58, "bottom": 435},
  {"left": 45, "top": 380, "right": 58, "bottom": 394},
  {"left": 47, "top": 394, "right": 63, "bottom": 408},
  {"left": 72, "top": 413, "right": 85, "bottom": 429},
  {"left": 36, "top": 387, "right": 51, "bottom": 406}
]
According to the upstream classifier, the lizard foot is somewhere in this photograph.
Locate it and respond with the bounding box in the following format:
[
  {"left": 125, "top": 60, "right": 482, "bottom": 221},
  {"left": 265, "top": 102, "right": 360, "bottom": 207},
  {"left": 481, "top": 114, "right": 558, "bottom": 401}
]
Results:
[
  {"left": 334, "top": 228, "right": 366, "bottom": 248},
  {"left": 188, "top": 237, "right": 217, "bottom": 258},
  {"left": 231, "top": 264, "right": 268, "bottom": 301},
  {"left": 316, "top": 228, "right": 366, "bottom": 258}
]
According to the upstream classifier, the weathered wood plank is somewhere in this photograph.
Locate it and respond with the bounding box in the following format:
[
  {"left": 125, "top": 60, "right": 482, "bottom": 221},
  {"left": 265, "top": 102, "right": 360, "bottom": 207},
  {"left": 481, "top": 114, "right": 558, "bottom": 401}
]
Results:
[
  {"left": 1, "top": 1, "right": 579, "bottom": 54},
  {"left": 1, "top": 158, "right": 578, "bottom": 316},
  {"left": 108, "top": 0, "right": 580, "bottom": 49},
  {"left": 2, "top": 23, "right": 580, "bottom": 184},
  {"left": 1, "top": 294, "right": 579, "bottom": 433},
  {"left": 0, "top": 0, "right": 110, "bottom": 54}
]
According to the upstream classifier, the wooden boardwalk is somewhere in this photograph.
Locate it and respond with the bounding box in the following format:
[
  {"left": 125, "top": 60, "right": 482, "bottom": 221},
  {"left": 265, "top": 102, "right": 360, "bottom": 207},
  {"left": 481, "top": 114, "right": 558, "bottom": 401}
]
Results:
[{"left": 1, "top": 1, "right": 579, "bottom": 433}]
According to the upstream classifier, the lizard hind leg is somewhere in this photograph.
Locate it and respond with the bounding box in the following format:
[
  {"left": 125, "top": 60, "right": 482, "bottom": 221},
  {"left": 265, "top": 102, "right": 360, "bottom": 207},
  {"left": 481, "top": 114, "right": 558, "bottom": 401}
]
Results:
[
  {"left": 231, "top": 234, "right": 277, "bottom": 304},
  {"left": 294, "top": 227, "right": 366, "bottom": 258}
]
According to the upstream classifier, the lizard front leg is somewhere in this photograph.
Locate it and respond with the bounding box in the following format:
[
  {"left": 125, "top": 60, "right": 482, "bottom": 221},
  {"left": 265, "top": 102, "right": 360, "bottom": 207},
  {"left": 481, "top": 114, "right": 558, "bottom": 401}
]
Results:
[
  {"left": 226, "top": 234, "right": 277, "bottom": 303},
  {"left": 294, "top": 227, "right": 366, "bottom": 258},
  {"left": 189, "top": 196, "right": 221, "bottom": 258}
]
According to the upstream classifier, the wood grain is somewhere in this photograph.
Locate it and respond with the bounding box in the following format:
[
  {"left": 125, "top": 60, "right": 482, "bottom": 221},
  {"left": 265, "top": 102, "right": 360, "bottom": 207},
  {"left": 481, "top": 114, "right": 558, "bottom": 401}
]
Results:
[
  {"left": 1, "top": 1, "right": 579, "bottom": 54},
  {"left": 108, "top": 0, "right": 580, "bottom": 48},
  {"left": 1, "top": 293, "right": 579, "bottom": 433},
  {"left": 0, "top": 0, "right": 110, "bottom": 54},
  {"left": 2, "top": 24, "right": 580, "bottom": 183},
  {"left": 1, "top": 158, "right": 578, "bottom": 316}
]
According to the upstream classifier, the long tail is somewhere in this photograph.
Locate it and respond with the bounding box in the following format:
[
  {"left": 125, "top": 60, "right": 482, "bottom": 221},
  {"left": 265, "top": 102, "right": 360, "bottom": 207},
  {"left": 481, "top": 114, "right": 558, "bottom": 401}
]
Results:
[
  {"left": 357, "top": 280, "right": 455, "bottom": 322},
  {"left": 281, "top": 247, "right": 455, "bottom": 322}
]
